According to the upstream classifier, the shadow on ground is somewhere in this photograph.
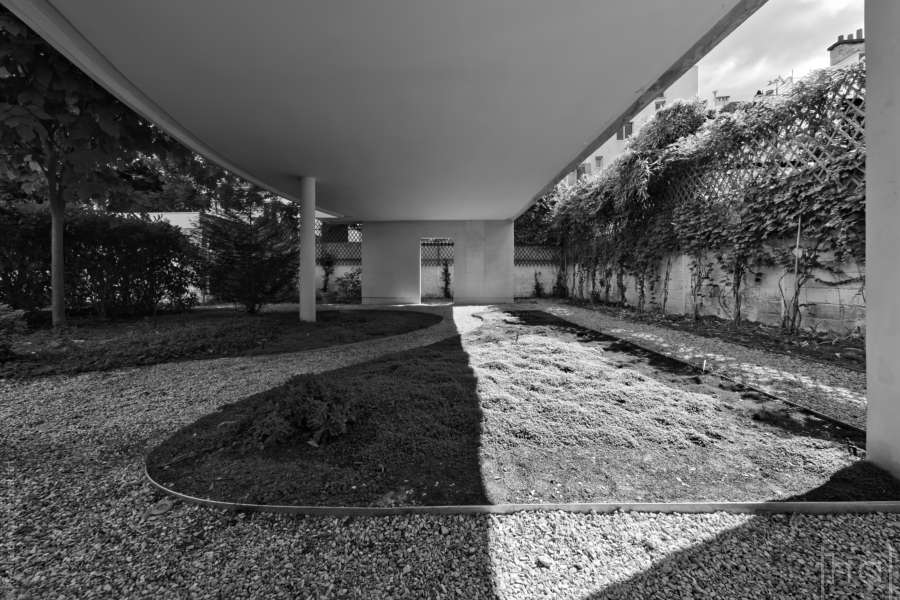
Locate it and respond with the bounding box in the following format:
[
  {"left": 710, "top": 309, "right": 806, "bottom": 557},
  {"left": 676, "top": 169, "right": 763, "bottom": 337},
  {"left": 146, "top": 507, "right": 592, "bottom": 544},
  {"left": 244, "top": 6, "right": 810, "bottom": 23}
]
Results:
[
  {"left": 581, "top": 511, "right": 899, "bottom": 599},
  {"left": 147, "top": 335, "right": 490, "bottom": 507},
  {"left": 782, "top": 461, "right": 900, "bottom": 501}
]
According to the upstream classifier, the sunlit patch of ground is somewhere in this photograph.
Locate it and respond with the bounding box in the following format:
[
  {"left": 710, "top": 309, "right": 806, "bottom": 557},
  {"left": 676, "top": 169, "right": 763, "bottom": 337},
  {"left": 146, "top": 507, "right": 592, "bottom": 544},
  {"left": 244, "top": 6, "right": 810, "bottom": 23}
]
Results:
[
  {"left": 470, "top": 310, "right": 882, "bottom": 503},
  {"left": 544, "top": 303, "right": 867, "bottom": 428}
]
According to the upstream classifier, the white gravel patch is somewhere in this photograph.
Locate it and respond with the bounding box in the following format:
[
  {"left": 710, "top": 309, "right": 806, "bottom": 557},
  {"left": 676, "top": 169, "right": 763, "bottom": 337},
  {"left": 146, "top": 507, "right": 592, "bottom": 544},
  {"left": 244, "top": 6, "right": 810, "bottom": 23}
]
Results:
[
  {"left": 489, "top": 510, "right": 900, "bottom": 599},
  {"left": 3, "top": 304, "right": 895, "bottom": 599},
  {"left": 530, "top": 301, "right": 867, "bottom": 429}
]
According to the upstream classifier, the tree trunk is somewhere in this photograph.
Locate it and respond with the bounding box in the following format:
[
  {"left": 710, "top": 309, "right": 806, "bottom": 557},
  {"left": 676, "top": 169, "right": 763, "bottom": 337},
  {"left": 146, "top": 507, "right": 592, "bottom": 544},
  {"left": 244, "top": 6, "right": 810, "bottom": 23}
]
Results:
[
  {"left": 636, "top": 274, "right": 646, "bottom": 313},
  {"left": 603, "top": 268, "right": 611, "bottom": 303},
  {"left": 48, "top": 173, "right": 66, "bottom": 328},
  {"left": 616, "top": 267, "right": 626, "bottom": 306},
  {"left": 570, "top": 261, "right": 577, "bottom": 299},
  {"left": 661, "top": 257, "right": 672, "bottom": 315},
  {"left": 731, "top": 263, "right": 743, "bottom": 326},
  {"left": 690, "top": 258, "right": 703, "bottom": 323}
]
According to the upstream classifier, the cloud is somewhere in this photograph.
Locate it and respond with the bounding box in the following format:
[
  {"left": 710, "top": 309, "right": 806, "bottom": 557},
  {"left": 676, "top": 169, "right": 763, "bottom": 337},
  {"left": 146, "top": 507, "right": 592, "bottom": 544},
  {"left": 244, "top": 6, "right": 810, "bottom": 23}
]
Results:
[{"left": 697, "top": 0, "right": 863, "bottom": 100}]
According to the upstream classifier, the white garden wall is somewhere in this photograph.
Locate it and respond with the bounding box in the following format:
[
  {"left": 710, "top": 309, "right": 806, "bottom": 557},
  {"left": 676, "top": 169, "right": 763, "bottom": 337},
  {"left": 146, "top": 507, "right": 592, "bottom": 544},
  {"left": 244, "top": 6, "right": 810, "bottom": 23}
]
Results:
[
  {"left": 360, "top": 221, "right": 514, "bottom": 305},
  {"left": 564, "top": 251, "right": 865, "bottom": 335}
]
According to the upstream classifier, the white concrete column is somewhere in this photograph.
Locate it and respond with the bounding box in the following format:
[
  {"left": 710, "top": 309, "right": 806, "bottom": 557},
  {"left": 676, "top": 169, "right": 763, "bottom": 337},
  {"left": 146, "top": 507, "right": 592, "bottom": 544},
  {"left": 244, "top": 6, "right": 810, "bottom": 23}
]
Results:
[
  {"left": 454, "top": 220, "right": 514, "bottom": 305},
  {"left": 865, "top": 0, "right": 900, "bottom": 477},
  {"left": 299, "top": 176, "right": 317, "bottom": 322}
]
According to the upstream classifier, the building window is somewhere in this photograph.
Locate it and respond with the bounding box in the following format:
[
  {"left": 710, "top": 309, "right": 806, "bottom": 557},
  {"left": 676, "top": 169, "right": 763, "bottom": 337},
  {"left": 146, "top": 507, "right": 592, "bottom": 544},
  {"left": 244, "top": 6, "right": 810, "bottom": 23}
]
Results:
[
  {"left": 594, "top": 155, "right": 604, "bottom": 171},
  {"left": 576, "top": 163, "right": 591, "bottom": 179},
  {"left": 617, "top": 121, "right": 634, "bottom": 140},
  {"left": 655, "top": 99, "right": 666, "bottom": 111}
]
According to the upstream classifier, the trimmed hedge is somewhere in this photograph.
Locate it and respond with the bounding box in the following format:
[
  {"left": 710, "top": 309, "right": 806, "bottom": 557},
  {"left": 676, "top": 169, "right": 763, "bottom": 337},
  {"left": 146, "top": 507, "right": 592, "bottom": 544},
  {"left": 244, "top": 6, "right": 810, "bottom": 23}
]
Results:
[{"left": 0, "top": 205, "right": 199, "bottom": 318}]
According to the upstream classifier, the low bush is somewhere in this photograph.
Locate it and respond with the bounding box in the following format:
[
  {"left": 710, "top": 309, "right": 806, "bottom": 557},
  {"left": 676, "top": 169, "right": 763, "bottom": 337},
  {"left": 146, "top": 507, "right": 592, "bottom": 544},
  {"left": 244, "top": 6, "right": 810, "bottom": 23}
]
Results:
[
  {"left": 239, "top": 375, "right": 355, "bottom": 452},
  {"left": 319, "top": 253, "right": 336, "bottom": 293},
  {"left": 334, "top": 268, "right": 362, "bottom": 303},
  {"left": 533, "top": 272, "right": 545, "bottom": 298},
  {"left": 441, "top": 259, "right": 452, "bottom": 299},
  {"left": 0, "top": 206, "right": 51, "bottom": 314},
  {"left": 0, "top": 205, "right": 199, "bottom": 318}
]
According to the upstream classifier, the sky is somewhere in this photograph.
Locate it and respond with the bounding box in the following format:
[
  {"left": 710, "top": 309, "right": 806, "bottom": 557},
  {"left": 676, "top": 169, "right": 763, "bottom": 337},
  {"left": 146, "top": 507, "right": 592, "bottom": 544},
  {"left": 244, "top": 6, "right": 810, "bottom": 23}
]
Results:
[{"left": 696, "top": 0, "right": 864, "bottom": 101}]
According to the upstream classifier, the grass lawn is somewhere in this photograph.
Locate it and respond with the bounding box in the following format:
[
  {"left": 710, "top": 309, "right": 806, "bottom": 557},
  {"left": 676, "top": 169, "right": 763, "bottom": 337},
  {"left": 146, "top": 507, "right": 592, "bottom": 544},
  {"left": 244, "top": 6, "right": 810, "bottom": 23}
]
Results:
[
  {"left": 147, "top": 309, "right": 900, "bottom": 506},
  {"left": 0, "top": 308, "right": 441, "bottom": 379}
]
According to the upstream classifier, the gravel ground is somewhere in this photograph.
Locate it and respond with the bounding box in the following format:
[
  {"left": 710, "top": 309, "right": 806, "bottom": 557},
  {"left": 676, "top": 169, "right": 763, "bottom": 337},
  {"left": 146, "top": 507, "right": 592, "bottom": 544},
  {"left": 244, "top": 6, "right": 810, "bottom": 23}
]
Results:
[
  {"left": 532, "top": 301, "right": 867, "bottom": 429},
  {"left": 3, "top": 305, "right": 897, "bottom": 599}
]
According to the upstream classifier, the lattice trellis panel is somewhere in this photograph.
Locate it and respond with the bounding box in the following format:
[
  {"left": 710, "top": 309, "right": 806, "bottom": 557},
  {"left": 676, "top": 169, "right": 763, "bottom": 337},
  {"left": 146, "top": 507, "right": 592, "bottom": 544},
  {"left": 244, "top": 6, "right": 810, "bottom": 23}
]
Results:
[
  {"left": 421, "top": 239, "right": 454, "bottom": 266},
  {"left": 317, "top": 222, "right": 362, "bottom": 265},
  {"left": 663, "top": 64, "right": 865, "bottom": 211},
  {"left": 515, "top": 245, "right": 560, "bottom": 266}
]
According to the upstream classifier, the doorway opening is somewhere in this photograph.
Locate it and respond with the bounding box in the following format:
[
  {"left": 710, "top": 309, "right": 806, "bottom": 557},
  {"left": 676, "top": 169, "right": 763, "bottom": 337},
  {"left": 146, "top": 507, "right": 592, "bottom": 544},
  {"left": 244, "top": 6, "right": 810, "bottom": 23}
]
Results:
[{"left": 420, "top": 238, "right": 454, "bottom": 304}]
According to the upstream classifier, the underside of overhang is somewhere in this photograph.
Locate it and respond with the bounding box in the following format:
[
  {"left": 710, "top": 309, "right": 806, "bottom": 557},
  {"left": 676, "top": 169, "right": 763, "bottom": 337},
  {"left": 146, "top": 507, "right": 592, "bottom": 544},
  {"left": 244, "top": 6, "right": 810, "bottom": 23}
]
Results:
[{"left": 2, "top": 0, "right": 766, "bottom": 221}]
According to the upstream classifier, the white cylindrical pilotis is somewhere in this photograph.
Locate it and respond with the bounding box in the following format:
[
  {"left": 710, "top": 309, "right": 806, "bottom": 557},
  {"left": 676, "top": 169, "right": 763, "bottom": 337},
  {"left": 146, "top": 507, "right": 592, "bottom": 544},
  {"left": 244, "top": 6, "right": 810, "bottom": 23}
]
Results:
[
  {"left": 865, "top": 0, "right": 900, "bottom": 476},
  {"left": 299, "top": 176, "right": 317, "bottom": 322}
]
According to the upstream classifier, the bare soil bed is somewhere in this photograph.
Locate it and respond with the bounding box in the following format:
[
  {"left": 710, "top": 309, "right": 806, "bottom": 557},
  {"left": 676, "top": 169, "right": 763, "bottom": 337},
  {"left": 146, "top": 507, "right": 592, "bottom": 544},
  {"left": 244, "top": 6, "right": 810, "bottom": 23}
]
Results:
[
  {"left": 147, "top": 309, "right": 899, "bottom": 506},
  {"left": 569, "top": 300, "right": 865, "bottom": 372},
  {"left": 0, "top": 308, "right": 441, "bottom": 379}
]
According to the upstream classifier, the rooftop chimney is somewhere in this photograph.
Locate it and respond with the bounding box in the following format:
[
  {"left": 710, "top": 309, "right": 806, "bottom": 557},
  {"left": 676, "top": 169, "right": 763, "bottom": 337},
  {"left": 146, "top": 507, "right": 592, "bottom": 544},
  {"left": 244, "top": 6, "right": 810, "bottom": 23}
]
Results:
[{"left": 828, "top": 28, "right": 865, "bottom": 66}]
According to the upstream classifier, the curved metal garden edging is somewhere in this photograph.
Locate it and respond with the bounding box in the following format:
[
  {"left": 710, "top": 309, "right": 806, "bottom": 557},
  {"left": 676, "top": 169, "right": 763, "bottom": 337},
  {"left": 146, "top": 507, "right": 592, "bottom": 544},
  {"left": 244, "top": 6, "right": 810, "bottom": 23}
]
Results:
[{"left": 145, "top": 464, "right": 900, "bottom": 516}]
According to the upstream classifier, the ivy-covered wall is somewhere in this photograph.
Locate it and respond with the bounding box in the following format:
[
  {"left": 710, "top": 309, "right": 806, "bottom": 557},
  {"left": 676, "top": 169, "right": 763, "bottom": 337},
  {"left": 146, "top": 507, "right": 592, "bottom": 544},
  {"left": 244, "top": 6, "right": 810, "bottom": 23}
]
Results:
[
  {"left": 566, "top": 251, "right": 865, "bottom": 335},
  {"left": 540, "top": 62, "right": 866, "bottom": 336}
]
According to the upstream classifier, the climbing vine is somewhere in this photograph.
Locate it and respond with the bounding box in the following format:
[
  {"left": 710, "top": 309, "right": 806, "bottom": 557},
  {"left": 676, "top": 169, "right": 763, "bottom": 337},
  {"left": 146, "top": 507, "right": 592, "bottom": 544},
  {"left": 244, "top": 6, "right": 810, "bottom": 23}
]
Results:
[{"left": 541, "top": 62, "right": 866, "bottom": 333}]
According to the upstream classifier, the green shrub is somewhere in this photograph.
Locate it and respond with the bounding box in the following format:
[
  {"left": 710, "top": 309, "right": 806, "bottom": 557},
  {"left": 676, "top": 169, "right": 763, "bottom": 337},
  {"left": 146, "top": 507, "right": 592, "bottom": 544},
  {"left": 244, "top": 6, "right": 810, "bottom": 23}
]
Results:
[
  {"left": 533, "top": 272, "right": 545, "bottom": 298},
  {"left": 335, "top": 268, "right": 362, "bottom": 303},
  {"left": 240, "top": 375, "right": 355, "bottom": 452},
  {"left": 319, "top": 252, "right": 336, "bottom": 292},
  {"left": 199, "top": 208, "right": 298, "bottom": 313},
  {"left": 0, "top": 206, "right": 50, "bottom": 314},
  {"left": 441, "top": 259, "right": 452, "bottom": 299},
  {"left": 0, "top": 205, "right": 199, "bottom": 318},
  {"left": 65, "top": 213, "right": 199, "bottom": 317}
]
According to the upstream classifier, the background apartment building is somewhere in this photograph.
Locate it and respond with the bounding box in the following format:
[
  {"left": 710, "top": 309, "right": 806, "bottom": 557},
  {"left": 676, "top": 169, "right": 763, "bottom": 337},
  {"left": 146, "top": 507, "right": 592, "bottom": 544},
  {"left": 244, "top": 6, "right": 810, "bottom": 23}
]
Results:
[{"left": 564, "top": 65, "right": 699, "bottom": 185}]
